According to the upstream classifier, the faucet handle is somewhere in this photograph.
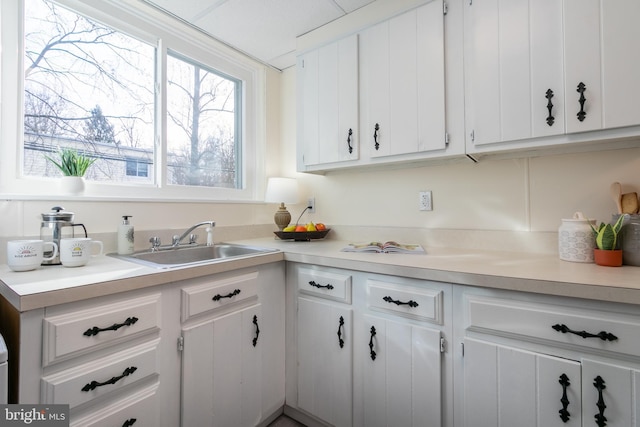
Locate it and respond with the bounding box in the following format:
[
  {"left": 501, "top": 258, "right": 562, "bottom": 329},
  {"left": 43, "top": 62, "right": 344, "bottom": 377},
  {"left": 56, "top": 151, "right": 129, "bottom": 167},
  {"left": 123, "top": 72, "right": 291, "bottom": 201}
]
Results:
[
  {"left": 188, "top": 234, "right": 198, "bottom": 244},
  {"left": 149, "top": 236, "right": 161, "bottom": 250}
]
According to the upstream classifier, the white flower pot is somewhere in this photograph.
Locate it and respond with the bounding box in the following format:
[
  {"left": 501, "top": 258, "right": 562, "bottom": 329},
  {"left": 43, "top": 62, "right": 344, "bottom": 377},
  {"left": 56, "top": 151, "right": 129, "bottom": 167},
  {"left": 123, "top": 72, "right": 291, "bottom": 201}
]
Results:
[{"left": 60, "top": 176, "right": 85, "bottom": 195}]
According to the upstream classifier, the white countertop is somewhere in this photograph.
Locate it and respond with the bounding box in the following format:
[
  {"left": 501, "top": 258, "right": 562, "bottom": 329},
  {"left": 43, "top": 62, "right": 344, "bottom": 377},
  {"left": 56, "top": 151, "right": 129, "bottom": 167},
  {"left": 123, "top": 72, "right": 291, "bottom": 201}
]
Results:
[{"left": 1, "top": 238, "right": 639, "bottom": 311}]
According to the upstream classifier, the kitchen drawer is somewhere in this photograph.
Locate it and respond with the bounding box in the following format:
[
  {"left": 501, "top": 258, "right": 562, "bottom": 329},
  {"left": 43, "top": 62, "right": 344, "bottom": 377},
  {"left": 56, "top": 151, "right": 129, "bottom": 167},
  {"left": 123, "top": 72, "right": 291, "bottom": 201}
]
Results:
[
  {"left": 41, "top": 339, "right": 159, "bottom": 409},
  {"left": 297, "top": 267, "right": 352, "bottom": 303},
  {"left": 367, "top": 279, "right": 444, "bottom": 325},
  {"left": 465, "top": 295, "right": 640, "bottom": 358},
  {"left": 181, "top": 271, "right": 258, "bottom": 322},
  {"left": 43, "top": 293, "right": 161, "bottom": 366},
  {"left": 71, "top": 382, "right": 159, "bottom": 426}
]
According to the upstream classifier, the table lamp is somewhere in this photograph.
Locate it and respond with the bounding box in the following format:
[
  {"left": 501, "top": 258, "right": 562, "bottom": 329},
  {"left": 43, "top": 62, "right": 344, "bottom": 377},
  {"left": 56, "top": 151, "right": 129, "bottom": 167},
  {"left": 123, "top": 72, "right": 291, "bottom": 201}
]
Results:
[{"left": 265, "top": 177, "right": 299, "bottom": 230}]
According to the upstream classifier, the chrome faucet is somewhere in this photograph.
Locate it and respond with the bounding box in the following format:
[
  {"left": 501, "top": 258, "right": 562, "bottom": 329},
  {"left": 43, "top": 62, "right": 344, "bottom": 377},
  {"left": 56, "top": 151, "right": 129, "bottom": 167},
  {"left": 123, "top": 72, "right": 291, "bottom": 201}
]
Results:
[{"left": 172, "top": 221, "right": 215, "bottom": 247}]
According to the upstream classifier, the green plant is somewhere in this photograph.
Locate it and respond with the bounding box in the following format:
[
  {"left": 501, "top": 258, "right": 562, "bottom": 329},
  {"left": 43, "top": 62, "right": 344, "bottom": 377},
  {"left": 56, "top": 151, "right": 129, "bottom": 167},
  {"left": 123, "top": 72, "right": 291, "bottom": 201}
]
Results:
[
  {"left": 45, "top": 148, "right": 96, "bottom": 177},
  {"left": 591, "top": 214, "right": 626, "bottom": 250}
]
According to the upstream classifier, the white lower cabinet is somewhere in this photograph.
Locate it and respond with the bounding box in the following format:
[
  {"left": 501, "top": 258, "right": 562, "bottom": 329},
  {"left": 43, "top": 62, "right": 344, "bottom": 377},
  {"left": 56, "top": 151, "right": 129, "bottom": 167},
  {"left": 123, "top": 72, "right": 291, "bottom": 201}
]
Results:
[
  {"left": 297, "top": 297, "right": 353, "bottom": 427},
  {"left": 457, "top": 287, "right": 640, "bottom": 427},
  {"left": 3, "top": 261, "right": 285, "bottom": 427},
  {"left": 181, "top": 304, "right": 263, "bottom": 427},
  {"left": 362, "top": 314, "right": 442, "bottom": 427},
  {"left": 179, "top": 265, "right": 285, "bottom": 427},
  {"left": 287, "top": 263, "right": 452, "bottom": 427}
]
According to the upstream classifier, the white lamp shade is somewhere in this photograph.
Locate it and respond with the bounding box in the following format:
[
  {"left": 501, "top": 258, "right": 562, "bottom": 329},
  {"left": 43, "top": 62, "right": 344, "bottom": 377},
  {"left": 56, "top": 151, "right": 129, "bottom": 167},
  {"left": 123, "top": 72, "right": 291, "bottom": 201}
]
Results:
[{"left": 265, "top": 177, "right": 299, "bottom": 204}]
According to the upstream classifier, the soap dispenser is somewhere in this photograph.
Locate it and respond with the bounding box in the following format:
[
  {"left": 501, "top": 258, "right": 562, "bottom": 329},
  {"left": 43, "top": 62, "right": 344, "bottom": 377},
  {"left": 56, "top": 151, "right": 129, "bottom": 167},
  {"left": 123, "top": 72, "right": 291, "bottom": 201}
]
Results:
[{"left": 117, "top": 215, "right": 134, "bottom": 254}]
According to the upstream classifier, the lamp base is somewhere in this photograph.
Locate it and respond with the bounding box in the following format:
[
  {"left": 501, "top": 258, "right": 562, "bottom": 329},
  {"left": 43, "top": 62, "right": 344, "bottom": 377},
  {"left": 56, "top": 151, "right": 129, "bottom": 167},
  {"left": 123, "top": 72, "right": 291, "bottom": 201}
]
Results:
[{"left": 274, "top": 203, "right": 291, "bottom": 230}]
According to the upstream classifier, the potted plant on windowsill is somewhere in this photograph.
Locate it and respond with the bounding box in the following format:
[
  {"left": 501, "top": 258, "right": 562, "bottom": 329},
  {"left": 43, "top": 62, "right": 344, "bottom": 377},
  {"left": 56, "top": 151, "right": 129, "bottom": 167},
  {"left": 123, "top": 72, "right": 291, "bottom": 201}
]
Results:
[
  {"left": 45, "top": 148, "right": 96, "bottom": 195},
  {"left": 590, "top": 213, "right": 627, "bottom": 266}
]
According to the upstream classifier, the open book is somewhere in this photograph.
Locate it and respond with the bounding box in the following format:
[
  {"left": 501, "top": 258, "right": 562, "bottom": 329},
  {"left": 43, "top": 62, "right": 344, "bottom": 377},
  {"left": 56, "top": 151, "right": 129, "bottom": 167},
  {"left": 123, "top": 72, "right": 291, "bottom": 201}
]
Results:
[{"left": 341, "top": 241, "right": 425, "bottom": 254}]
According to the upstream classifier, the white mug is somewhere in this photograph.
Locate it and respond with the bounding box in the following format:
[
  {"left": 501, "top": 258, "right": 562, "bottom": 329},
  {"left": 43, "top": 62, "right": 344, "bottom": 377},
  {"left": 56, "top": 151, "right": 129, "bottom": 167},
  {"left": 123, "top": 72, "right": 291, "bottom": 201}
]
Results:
[
  {"left": 60, "top": 238, "right": 104, "bottom": 267},
  {"left": 7, "top": 240, "right": 58, "bottom": 272}
]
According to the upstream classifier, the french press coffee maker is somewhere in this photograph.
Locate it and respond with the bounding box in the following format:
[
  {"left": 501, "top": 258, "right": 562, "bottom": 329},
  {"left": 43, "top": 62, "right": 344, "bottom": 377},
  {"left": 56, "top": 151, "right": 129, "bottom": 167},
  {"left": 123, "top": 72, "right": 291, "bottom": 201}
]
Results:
[{"left": 40, "top": 206, "right": 87, "bottom": 265}]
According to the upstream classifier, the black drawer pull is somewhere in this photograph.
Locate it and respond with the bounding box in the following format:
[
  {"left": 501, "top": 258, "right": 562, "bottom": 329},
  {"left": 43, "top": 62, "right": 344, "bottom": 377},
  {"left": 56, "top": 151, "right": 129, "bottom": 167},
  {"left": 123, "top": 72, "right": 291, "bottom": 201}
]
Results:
[
  {"left": 551, "top": 323, "right": 618, "bottom": 341},
  {"left": 577, "top": 82, "right": 587, "bottom": 122},
  {"left": 252, "top": 315, "right": 260, "bottom": 347},
  {"left": 83, "top": 317, "right": 138, "bottom": 337},
  {"left": 309, "top": 280, "right": 334, "bottom": 290},
  {"left": 545, "top": 89, "right": 555, "bottom": 126},
  {"left": 374, "top": 123, "right": 380, "bottom": 150},
  {"left": 122, "top": 419, "right": 137, "bottom": 427},
  {"left": 337, "top": 316, "right": 345, "bottom": 348},
  {"left": 82, "top": 366, "right": 137, "bottom": 392},
  {"left": 594, "top": 376, "right": 607, "bottom": 427},
  {"left": 369, "top": 326, "right": 377, "bottom": 361},
  {"left": 212, "top": 289, "right": 241, "bottom": 301},
  {"left": 383, "top": 296, "right": 419, "bottom": 308},
  {"left": 347, "top": 128, "right": 353, "bottom": 154},
  {"left": 559, "top": 373, "right": 571, "bottom": 422}
]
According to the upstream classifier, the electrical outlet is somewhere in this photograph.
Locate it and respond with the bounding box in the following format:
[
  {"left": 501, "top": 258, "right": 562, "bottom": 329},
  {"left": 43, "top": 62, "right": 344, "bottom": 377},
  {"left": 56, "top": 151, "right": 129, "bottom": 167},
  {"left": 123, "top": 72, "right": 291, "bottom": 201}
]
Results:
[
  {"left": 307, "top": 197, "right": 316, "bottom": 213},
  {"left": 419, "top": 191, "right": 432, "bottom": 211}
]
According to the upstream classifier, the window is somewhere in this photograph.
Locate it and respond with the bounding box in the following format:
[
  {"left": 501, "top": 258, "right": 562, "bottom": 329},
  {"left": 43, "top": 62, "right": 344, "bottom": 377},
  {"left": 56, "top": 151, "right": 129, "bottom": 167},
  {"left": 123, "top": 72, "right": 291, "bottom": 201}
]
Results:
[{"left": 0, "top": 0, "right": 264, "bottom": 200}]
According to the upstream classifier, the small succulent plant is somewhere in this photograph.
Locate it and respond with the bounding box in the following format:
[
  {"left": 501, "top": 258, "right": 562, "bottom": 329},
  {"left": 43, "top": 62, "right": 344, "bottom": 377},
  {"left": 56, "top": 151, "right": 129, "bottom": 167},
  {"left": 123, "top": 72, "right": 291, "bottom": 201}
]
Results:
[
  {"left": 591, "top": 214, "right": 626, "bottom": 250},
  {"left": 45, "top": 148, "right": 96, "bottom": 177}
]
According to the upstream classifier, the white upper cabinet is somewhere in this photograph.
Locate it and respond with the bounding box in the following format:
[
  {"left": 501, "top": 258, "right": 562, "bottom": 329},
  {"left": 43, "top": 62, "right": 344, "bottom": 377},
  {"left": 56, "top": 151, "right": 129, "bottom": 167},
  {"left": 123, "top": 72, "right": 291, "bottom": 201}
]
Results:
[
  {"left": 360, "top": 1, "right": 446, "bottom": 159},
  {"left": 466, "top": 0, "right": 640, "bottom": 154},
  {"left": 297, "top": 35, "right": 359, "bottom": 168},
  {"left": 296, "top": 0, "right": 457, "bottom": 173}
]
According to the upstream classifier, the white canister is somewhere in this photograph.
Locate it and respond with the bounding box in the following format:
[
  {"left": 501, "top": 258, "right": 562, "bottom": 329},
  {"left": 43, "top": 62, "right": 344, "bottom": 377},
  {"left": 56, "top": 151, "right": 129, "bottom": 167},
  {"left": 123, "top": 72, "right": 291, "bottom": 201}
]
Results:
[{"left": 558, "top": 212, "right": 596, "bottom": 262}]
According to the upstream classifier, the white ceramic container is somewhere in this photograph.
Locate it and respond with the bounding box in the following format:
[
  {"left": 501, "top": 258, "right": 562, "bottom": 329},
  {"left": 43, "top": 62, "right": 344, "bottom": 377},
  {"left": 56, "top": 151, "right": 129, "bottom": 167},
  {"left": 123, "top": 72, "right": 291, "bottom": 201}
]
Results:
[{"left": 558, "top": 212, "right": 596, "bottom": 262}]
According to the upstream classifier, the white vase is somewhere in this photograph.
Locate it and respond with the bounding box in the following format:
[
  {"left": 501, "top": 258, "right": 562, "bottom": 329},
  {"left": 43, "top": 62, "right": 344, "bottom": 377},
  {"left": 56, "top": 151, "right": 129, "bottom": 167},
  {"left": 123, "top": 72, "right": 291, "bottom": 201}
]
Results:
[{"left": 60, "top": 176, "right": 85, "bottom": 195}]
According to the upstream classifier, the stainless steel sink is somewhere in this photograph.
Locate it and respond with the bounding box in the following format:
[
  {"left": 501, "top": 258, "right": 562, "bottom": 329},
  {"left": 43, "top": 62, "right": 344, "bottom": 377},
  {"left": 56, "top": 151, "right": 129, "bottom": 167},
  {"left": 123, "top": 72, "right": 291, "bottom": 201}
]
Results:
[{"left": 109, "top": 243, "right": 279, "bottom": 269}]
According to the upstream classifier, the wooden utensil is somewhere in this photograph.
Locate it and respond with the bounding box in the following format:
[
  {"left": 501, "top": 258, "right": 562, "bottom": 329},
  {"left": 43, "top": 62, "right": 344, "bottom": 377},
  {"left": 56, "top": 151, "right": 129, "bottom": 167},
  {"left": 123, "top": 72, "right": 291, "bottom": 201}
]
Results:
[
  {"left": 610, "top": 182, "right": 622, "bottom": 214},
  {"left": 621, "top": 192, "right": 639, "bottom": 214}
]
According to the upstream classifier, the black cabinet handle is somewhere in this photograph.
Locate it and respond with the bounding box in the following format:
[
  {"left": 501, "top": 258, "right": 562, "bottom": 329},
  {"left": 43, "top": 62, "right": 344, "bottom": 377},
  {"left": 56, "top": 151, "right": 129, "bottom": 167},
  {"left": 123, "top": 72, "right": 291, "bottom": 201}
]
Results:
[
  {"left": 551, "top": 323, "right": 618, "bottom": 341},
  {"left": 546, "top": 89, "right": 555, "bottom": 126},
  {"left": 81, "top": 366, "right": 137, "bottom": 392},
  {"left": 369, "top": 326, "right": 377, "bottom": 361},
  {"left": 212, "top": 289, "right": 241, "bottom": 301},
  {"left": 83, "top": 317, "right": 138, "bottom": 337},
  {"left": 337, "top": 316, "right": 345, "bottom": 348},
  {"left": 252, "top": 315, "right": 260, "bottom": 347},
  {"left": 122, "top": 419, "right": 137, "bottom": 427},
  {"left": 383, "top": 296, "right": 419, "bottom": 308},
  {"left": 347, "top": 128, "right": 353, "bottom": 154},
  {"left": 373, "top": 123, "right": 380, "bottom": 150},
  {"left": 594, "top": 376, "right": 607, "bottom": 427},
  {"left": 577, "top": 82, "right": 587, "bottom": 122},
  {"left": 309, "top": 280, "right": 334, "bottom": 290},
  {"left": 559, "top": 373, "right": 571, "bottom": 422}
]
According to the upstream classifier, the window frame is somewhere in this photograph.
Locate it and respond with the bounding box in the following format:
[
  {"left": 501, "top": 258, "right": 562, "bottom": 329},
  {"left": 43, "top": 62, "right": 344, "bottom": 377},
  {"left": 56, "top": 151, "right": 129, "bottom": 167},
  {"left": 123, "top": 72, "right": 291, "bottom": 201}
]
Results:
[{"left": 0, "top": 0, "right": 266, "bottom": 201}]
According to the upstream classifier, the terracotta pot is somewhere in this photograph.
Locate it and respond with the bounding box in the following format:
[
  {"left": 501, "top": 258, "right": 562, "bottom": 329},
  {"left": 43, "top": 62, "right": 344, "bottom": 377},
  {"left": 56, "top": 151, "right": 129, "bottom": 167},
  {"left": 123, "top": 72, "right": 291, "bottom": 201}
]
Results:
[{"left": 593, "top": 249, "right": 623, "bottom": 267}]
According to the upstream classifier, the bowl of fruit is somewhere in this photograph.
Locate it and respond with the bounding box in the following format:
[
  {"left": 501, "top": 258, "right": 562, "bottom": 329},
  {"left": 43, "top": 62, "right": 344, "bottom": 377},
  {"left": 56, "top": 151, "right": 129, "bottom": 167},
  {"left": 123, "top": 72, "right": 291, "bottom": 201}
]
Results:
[{"left": 274, "top": 222, "right": 330, "bottom": 241}]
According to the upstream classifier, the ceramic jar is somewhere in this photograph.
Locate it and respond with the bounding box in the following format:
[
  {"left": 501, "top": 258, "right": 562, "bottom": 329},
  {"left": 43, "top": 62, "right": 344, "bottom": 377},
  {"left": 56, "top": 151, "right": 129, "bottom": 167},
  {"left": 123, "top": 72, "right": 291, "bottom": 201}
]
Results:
[
  {"left": 613, "top": 214, "right": 640, "bottom": 266},
  {"left": 558, "top": 212, "right": 596, "bottom": 262}
]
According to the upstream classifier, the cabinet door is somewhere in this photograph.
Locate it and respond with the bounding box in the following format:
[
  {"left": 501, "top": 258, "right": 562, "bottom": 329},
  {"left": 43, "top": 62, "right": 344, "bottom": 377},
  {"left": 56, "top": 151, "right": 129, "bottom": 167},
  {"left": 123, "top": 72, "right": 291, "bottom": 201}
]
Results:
[
  {"left": 363, "top": 2, "right": 445, "bottom": 158},
  {"left": 297, "top": 35, "right": 359, "bottom": 167},
  {"left": 463, "top": 338, "right": 582, "bottom": 427},
  {"left": 363, "top": 314, "right": 442, "bottom": 427},
  {"left": 581, "top": 359, "right": 640, "bottom": 427},
  {"left": 466, "top": 0, "right": 564, "bottom": 147},
  {"left": 297, "top": 297, "right": 352, "bottom": 427},
  {"left": 181, "top": 304, "right": 262, "bottom": 427}
]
